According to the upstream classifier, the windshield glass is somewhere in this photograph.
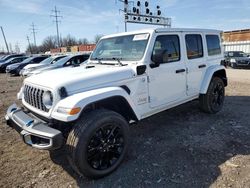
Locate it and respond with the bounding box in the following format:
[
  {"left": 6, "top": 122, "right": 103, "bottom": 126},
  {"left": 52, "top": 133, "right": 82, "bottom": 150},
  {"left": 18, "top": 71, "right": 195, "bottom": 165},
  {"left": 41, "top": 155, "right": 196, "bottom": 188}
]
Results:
[
  {"left": 39, "top": 57, "right": 54, "bottom": 65},
  {"left": 20, "top": 57, "right": 33, "bottom": 64},
  {"left": 90, "top": 33, "right": 149, "bottom": 61},
  {"left": 53, "top": 56, "right": 71, "bottom": 66},
  {"left": 228, "top": 51, "right": 248, "bottom": 57}
]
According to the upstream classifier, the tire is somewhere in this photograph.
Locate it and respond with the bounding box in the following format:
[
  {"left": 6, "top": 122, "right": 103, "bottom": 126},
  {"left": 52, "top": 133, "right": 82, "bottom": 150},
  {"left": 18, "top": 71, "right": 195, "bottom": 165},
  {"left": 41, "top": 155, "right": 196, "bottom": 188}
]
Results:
[
  {"left": 199, "top": 77, "right": 225, "bottom": 114},
  {"left": 66, "top": 109, "right": 129, "bottom": 179}
]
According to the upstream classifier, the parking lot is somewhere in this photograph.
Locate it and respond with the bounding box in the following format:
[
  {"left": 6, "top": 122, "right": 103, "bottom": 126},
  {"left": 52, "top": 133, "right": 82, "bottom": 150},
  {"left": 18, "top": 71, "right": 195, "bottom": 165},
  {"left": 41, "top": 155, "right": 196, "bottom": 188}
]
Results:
[{"left": 0, "top": 69, "right": 249, "bottom": 188}]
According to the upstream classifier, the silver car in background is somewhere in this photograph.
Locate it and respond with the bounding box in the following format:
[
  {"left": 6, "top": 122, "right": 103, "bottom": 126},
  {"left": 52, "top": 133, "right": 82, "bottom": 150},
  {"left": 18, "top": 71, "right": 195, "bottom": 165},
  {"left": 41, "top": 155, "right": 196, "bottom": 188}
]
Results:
[
  {"left": 20, "top": 55, "right": 66, "bottom": 76},
  {"left": 27, "top": 54, "right": 90, "bottom": 76}
]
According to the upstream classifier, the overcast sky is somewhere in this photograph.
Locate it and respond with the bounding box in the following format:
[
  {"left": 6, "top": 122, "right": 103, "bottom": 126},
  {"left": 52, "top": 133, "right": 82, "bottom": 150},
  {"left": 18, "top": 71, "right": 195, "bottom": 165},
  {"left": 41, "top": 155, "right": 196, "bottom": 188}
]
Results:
[{"left": 1, "top": 0, "right": 250, "bottom": 52}]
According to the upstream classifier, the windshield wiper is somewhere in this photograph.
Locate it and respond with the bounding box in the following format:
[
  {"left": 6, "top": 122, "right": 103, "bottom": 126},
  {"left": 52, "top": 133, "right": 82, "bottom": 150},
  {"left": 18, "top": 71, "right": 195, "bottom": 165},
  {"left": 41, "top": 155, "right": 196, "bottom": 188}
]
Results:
[
  {"left": 89, "top": 57, "right": 103, "bottom": 64},
  {"left": 112, "top": 57, "right": 126, "bottom": 66}
]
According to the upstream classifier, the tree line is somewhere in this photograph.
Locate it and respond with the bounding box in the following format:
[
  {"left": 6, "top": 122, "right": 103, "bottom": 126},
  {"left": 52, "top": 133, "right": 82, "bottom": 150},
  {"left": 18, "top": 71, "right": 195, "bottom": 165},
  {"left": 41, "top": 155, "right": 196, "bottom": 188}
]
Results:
[{"left": 27, "top": 34, "right": 103, "bottom": 54}]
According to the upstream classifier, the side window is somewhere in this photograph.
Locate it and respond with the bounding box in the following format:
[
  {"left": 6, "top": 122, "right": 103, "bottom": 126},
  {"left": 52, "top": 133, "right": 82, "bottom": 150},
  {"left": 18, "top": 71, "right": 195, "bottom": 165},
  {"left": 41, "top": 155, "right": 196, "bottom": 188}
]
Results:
[
  {"left": 185, "top": 34, "right": 203, "bottom": 59},
  {"left": 34, "top": 57, "right": 45, "bottom": 63},
  {"left": 206, "top": 35, "right": 221, "bottom": 56},
  {"left": 152, "top": 35, "right": 180, "bottom": 64}
]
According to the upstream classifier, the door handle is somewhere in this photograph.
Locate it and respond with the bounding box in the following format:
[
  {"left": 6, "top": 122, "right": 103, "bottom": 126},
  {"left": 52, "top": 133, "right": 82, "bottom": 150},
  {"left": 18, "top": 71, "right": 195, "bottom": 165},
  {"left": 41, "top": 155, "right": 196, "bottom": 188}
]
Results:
[
  {"left": 176, "top": 69, "right": 186, "bottom": 73},
  {"left": 198, "top": 64, "right": 206, "bottom": 69}
]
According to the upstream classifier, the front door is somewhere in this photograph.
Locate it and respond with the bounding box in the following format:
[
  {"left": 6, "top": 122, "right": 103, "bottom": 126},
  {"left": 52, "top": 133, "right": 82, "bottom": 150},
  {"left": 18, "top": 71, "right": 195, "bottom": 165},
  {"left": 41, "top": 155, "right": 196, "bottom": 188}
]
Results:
[{"left": 148, "top": 34, "right": 186, "bottom": 108}]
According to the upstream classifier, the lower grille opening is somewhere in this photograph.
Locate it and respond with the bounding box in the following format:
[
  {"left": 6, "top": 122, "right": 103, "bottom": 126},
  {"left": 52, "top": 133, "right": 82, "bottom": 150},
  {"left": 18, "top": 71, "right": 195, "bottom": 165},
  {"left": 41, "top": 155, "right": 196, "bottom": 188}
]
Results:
[{"left": 30, "top": 135, "right": 50, "bottom": 146}]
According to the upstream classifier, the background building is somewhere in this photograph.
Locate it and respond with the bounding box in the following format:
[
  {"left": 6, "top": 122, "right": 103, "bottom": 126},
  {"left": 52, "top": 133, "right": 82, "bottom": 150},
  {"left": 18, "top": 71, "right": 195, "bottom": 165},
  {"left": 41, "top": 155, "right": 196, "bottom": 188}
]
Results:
[{"left": 223, "top": 29, "right": 250, "bottom": 54}]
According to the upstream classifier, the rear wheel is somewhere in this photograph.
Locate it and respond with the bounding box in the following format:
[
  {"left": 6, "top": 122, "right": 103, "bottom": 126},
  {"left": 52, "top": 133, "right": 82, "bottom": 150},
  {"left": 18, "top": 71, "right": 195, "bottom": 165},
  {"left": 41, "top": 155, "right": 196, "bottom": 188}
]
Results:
[
  {"left": 66, "top": 109, "right": 129, "bottom": 178},
  {"left": 199, "top": 77, "right": 225, "bottom": 114}
]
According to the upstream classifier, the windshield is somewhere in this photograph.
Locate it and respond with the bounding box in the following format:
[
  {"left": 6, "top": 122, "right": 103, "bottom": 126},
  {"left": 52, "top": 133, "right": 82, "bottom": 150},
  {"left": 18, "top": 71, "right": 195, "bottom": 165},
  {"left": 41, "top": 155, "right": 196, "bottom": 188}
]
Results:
[
  {"left": 228, "top": 51, "right": 248, "bottom": 57},
  {"left": 19, "top": 57, "right": 33, "bottom": 64},
  {"left": 90, "top": 33, "right": 149, "bottom": 61},
  {"left": 39, "top": 57, "right": 54, "bottom": 65},
  {"left": 53, "top": 56, "right": 71, "bottom": 66}
]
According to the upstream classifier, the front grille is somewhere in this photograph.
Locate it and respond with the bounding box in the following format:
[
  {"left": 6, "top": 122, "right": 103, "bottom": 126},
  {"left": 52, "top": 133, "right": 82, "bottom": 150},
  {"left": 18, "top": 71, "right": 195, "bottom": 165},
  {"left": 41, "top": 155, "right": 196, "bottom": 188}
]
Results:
[
  {"left": 238, "top": 60, "right": 249, "bottom": 65},
  {"left": 23, "top": 85, "right": 49, "bottom": 112}
]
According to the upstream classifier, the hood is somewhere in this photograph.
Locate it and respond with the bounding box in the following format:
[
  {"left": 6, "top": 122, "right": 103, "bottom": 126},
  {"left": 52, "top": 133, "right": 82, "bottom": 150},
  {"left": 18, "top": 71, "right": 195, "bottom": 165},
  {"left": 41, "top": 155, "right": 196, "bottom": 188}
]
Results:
[
  {"left": 31, "top": 64, "right": 60, "bottom": 74},
  {"left": 24, "top": 64, "right": 135, "bottom": 93},
  {"left": 7, "top": 62, "right": 21, "bottom": 69},
  {"left": 25, "top": 64, "right": 48, "bottom": 70}
]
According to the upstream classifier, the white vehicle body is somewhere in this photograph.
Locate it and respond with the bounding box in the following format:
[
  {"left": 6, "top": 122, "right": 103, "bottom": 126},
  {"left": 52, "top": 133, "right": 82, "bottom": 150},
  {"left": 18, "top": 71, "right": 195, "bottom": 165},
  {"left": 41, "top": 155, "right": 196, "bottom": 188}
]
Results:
[{"left": 6, "top": 28, "right": 227, "bottom": 148}]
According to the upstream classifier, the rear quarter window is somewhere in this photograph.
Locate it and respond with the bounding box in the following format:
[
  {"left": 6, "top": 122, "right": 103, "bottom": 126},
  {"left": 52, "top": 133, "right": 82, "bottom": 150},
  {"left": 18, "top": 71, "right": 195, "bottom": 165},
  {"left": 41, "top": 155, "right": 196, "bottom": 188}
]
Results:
[{"left": 206, "top": 35, "right": 221, "bottom": 56}]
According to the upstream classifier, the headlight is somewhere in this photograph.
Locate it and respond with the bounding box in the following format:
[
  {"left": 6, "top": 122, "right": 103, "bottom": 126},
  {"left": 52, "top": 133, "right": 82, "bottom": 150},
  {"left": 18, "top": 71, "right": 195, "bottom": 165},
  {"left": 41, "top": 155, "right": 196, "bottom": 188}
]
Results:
[
  {"left": 230, "top": 59, "right": 236, "bottom": 63},
  {"left": 42, "top": 91, "right": 53, "bottom": 109},
  {"left": 27, "top": 67, "right": 35, "bottom": 71}
]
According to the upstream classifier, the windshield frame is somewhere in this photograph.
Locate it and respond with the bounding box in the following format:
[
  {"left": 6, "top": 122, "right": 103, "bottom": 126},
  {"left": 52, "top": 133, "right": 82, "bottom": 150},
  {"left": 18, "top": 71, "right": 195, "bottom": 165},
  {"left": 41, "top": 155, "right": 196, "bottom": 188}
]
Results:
[{"left": 90, "top": 33, "right": 150, "bottom": 62}]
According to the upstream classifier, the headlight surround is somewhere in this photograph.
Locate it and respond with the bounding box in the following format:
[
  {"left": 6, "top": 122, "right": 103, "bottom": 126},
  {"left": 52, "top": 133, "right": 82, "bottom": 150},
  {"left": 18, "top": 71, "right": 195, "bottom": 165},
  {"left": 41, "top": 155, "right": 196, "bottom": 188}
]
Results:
[{"left": 42, "top": 91, "right": 53, "bottom": 109}]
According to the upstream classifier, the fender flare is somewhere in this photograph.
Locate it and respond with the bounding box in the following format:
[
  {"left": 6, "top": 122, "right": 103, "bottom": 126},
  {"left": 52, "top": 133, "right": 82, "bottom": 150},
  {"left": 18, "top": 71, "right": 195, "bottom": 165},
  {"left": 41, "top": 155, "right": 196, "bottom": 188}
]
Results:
[
  {"left": 51, "top": 87, "right": 139, "bottom": 122},
  {"left": 200, "top": 65, "right": 226, "bottom": 94}
]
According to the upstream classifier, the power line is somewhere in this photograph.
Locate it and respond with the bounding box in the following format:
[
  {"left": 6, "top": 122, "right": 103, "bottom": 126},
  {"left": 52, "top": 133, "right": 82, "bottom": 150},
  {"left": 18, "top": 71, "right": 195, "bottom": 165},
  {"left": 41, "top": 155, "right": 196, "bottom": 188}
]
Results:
[
  {"left": 0, "top": 26, "right": 10, "bottom": 53},
  {"left": 50, "top": 6, "right": 62, "bottom": 47},
  {"left": 30, "top": 22, "right": 37, "bottom": 46}
]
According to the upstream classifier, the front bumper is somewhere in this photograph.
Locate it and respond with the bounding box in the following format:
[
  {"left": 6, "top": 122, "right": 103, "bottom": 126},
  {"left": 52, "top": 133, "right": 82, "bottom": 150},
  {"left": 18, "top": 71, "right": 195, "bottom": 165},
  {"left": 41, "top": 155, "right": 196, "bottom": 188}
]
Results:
[
  {"left": 236, "top": 62, "right": 250, "bottom": 68},
  {"left": 5, "top": 103, "right": 63, "bottom": 150}
]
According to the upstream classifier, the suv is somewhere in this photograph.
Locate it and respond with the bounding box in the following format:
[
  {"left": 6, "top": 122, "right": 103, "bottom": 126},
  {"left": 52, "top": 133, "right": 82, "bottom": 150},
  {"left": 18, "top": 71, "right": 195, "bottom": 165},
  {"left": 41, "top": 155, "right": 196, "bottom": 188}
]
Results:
[
  {"left": 5, "top": 28, "right": 227, "bottom": 178},
  {"left": 0, "top": 56, "right": 28, "bottom": 73},
  {"left": 6, "top": 55, "right": 49, "bottom": 75},
  {"left": 225, "top": 51, "right": 250, "bottom": 68}
]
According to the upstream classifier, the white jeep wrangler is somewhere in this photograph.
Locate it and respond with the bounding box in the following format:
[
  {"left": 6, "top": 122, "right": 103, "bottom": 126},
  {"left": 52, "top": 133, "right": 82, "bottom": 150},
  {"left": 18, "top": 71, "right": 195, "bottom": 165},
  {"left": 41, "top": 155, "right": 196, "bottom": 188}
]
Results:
[{"left": 5, "top": 28, "right": 227, "bottom": 178}]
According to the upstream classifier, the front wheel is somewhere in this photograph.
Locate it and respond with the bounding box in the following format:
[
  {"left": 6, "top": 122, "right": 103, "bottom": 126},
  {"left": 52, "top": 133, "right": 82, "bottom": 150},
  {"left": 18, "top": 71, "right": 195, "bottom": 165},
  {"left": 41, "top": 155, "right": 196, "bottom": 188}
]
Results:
[
  {"left": 199, "top": 77, "right": 225, "bottom": 114},
  {"left": 66, "top": 109, "right": 129, "bottom": 179}
]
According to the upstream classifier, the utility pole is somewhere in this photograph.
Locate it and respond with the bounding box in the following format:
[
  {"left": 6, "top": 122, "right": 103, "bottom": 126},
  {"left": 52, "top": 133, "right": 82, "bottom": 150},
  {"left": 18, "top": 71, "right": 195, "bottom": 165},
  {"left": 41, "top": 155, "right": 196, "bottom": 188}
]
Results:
[
  {"left": 30, "top": 22, "right": 37, "bottom": 46},
  {"left": 26, "top": 36, "right": 32, "bottom": 54},
  {"left": 50, "top": 6, "right": 62, "bottom": 47},
  {"left": 0, "top": 26, "right": 10, "bottom": 54}
]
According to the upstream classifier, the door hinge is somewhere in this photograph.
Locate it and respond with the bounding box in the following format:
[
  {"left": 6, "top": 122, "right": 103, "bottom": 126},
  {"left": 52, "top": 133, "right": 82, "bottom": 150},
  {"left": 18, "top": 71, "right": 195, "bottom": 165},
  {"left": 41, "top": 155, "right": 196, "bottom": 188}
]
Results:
[
  {"left": 186, "top": 84, "right": 189, "bottom": 90},
  {"left": 186, "top": 68, "right": 189, "bottom": 74},
  {"left": 148, "top": 96, "right": 151, "bottom": 102}
]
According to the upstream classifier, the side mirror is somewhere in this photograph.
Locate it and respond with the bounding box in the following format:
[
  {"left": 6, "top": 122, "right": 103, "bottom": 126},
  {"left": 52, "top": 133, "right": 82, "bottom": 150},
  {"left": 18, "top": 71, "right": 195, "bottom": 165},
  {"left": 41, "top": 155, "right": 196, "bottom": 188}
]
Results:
[{"left": 150, "top": 53, "right": 162, "bottom": 68}]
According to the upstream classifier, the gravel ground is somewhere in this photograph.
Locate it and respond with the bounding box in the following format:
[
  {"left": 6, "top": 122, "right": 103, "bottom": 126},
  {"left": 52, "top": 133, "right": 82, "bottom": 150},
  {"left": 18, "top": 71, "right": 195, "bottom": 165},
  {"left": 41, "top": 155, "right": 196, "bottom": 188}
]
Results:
[{"left": 0, "top": 69, "right": 249, "bottom": 188}]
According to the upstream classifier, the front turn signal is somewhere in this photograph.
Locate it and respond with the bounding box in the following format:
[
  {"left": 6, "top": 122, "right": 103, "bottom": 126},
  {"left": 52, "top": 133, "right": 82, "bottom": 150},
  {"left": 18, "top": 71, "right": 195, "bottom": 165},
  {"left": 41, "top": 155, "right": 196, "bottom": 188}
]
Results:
[{"left": 68, "top": 107, "right": 81, "bottom": 115}]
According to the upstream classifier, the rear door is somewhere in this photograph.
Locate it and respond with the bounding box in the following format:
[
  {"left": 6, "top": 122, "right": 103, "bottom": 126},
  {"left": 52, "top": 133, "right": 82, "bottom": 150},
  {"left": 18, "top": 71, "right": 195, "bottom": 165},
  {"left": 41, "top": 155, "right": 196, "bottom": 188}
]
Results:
[
  {"left": 148, "top": 33, "right": 187, "bottom": 108},
  {"left": 184, "top": 33, "right": 206, "bottom": 96}
]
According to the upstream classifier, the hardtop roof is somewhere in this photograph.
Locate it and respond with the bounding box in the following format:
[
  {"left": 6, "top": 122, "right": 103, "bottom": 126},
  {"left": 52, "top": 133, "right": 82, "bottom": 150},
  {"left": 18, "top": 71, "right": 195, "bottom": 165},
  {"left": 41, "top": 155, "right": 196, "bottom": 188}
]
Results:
[{"left": 101, "top": 28, "right": 222, "bottom": 39}]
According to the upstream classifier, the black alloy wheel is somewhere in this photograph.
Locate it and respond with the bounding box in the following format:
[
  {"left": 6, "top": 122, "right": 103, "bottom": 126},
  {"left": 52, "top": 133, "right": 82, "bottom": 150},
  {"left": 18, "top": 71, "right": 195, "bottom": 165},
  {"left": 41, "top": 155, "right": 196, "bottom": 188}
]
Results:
[
  {"left": 199, "top": 77, "right": 225, "bottom": 114},
  {"left": 87, "top": 124, "right": 124, "bottom": 170}
]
